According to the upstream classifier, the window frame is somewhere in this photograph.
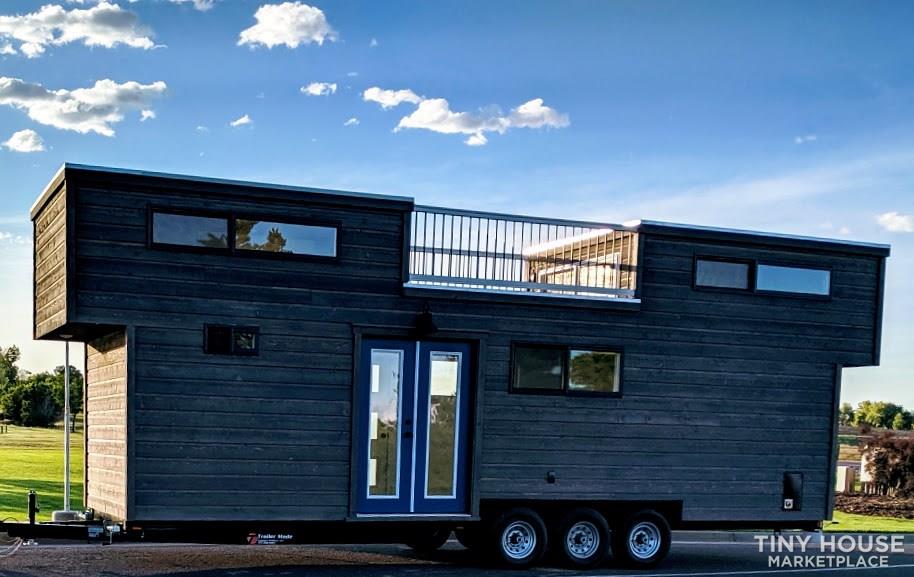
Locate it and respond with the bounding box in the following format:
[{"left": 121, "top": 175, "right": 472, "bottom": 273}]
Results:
[
  {"left": 693, "top": 255, "right": 832, "bottom": 300},
  {"left": 148, "top": 205, "right": 341, "bottom": 262},
  {"left": 148, "top": 207, "right": 232, "bottom": 255},
  {"left": 755, "top": 261, "right": 833, "bottom": 300},
  {"left": 692, "top": 255, "right": 754, "bottom": 293},
  {"left": 510, "top": 342, "right": 624, "bottom": 398},
  {"left": 204, "top": 324, "right": 260, "bottom": 356}
]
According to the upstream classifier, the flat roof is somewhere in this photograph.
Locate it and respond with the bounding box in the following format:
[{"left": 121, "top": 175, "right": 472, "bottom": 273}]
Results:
[{"left": 32, "top": 164, "right": 891, "bottom": 257}]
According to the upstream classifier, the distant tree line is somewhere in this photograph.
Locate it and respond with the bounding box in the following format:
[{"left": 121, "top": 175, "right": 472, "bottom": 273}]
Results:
[
  {"left": 840, "top": 400, "right": 914, "bottom": 431},
  {"left": 0, "top": 345, "right": 83, "bottom": 427},
  {"left": 864, "top": 430, "right": 914, "bottom": 497}
]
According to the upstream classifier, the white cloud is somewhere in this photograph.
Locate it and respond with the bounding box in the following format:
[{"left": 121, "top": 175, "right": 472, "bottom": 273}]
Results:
[
  {"left": 140, "top": 109, "right": 156, "bottom": 121},
  {"left": 196, "top": 125, "right": 209, "bottom": 132},
  {"left": 2, "top": 129, "right": 44, "bottom": 153},
  {"left": 169, "top": 0, "right": 218, "bottom": 11},
  {"left": 508, "top": 98, "right": 570, "bottom": 130},
  {"left": 229, "top": 114, "right": 252, "bottom": 127},
  {"left": 362, "top": 86, "right": 422, "bottom": 109},
  {"left": 238, "top": 2, "right": 336, "bottom": 49},
  {"left": 301, "top": 82, "right": 337, "bottom": 96},
  {"left": 0, "top": 231, "right": 31, "bottom": 245},
  {"left": 346, "top": 71, "right": 358, "bottom": 77},
  {"left": 0, "top": 2, "right": 154, "bottom": 59},
  {"left": 343, "top": 117, "right": 359, "bottom": 127},
  {"left": 876, "top": 211, "right": 914, "bottom": 233},
  {"left": 795, "top": 134, "right": 817, "bottom": 144},
  {"left": 465, "top": 133, "right": 487, "bottom": 147},
  {"left": 369, "top": 37, "right": 378, "bottom": 48},
  {"left": 0, "top": 77, "right": 167, "bottom": 136},
  {"left": 394, "top": 96, "right": 569, "bottom": 146},
  {"left": 0, "top": 43, "right": 15, "bottom": 55}
]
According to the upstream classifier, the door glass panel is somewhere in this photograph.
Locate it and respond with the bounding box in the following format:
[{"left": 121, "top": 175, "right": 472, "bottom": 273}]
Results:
[
  {"left": 369, "top": 350, "right": 402, "bottom": 497},
  {"left": 426, "top": 352, "right": 460, "bottom": 497}
]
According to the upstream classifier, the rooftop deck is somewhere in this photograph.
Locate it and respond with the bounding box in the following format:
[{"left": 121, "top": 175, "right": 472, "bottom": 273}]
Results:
[{"left": 406, "top": 206, "right": 640, "bottom": 300}]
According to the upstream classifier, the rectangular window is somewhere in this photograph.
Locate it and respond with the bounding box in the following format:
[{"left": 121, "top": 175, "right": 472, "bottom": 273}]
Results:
[
  {"left": 512, "top": 345, "right": 564, "bottom": 391},
  {"left": 235, "top": 219, "right": 337, "bottom": 257},
  {"left": 568, "top": 350, "right": 620, "bottom": 393},
  {"left": 695, "top": 258, "right": 750, "bottom": 290},
  {"left": 512, "top": 344, "right": 621, "bottom": 395},
  {"left": 205, "top": 325, "right": 259, "bottom": 355},
  {"left": 756, "top": 264, "right": 830, "bottom": 296},
  {"left": 152, "top": 212, "right": 229, "bottom": 249}
]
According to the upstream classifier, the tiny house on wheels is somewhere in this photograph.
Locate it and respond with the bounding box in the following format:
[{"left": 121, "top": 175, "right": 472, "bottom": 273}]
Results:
[{"left": 26, "top": 164, "right": 889, "bottom": 568}]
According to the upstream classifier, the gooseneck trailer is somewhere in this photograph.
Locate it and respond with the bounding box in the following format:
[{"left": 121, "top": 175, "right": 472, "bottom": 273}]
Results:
[{"left": 3, "top": 164, "right": 890, "bottom": 568}]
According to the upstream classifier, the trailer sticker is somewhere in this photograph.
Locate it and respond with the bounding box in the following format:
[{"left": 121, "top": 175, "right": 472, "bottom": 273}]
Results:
[{"left": 247, "top": 533, "right": 294, "bottom": 545}]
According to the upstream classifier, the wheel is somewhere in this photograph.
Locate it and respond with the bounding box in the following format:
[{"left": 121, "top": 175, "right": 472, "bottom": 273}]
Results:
[
  {"left": 556, "top": 508, "right": 610, "bottom": 568},
  {"left": 405, "top": 526, "right": 451, "bottom": 553},
  {"left": 611, "top": 509, "right": 671, "bottom": 568},
  {"left": 455, "top": 526, "right": 481, "bottom": 550},
  {"left": 487, "top": 507, "right": 548, "bottom": 568}
]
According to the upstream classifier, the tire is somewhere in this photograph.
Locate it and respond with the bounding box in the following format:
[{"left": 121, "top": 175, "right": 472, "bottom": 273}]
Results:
[
  {"left": 406, "top": 527, "right": 451, "bottom": 553},
  {"left": 487, "top": 507, "right": 548, "bottom": 568},
  {"left": 611, "top": 509, "right": 671, "bottom": 568},
  {"left": 556, "top": 508, "right": 610, "bottom": 568},
  {"left": 455, "top": 526, "right": 480, "bottom": 550}
]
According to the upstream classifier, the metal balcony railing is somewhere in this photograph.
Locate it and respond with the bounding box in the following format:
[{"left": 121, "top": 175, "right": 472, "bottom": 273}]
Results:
[{"left": 406, "top": 206, "right": 639, "bottom": 300}]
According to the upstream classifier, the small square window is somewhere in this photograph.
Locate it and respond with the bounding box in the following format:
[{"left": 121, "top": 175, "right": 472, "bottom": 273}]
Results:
[
  {"left": 233, "top": 328, "right": 259, "bottom": 355},
  {"left": 513, "top": 346, "right": 564, "bottom": 391},
  {"left": 695, "top": 259, "right": 750, "bottom": 290},
  {"left": 205, "top": 325, "right": 259, "bottom": 355},
  {"left": 204, "top": 325, "right": 232, "bottom": 355},
  {"left": 568, "top": 350, "right": 620, "bottom": 393}
]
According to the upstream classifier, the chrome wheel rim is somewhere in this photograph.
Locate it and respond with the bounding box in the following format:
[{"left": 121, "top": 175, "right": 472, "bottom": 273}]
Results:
[
  {"left": 565, "top": 521, "right": 600, "bottom": 559},
  {"left": 502, "top": 520, "right": 537, "bottom": 560},
  {"left": 629, "top": 521, "right": 661, "bottom": 560}
]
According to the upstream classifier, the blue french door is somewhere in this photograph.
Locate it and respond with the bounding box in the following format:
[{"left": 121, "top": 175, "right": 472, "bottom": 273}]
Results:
[{"left": 356, "top": 339, "right": 472, "bottom": 515}]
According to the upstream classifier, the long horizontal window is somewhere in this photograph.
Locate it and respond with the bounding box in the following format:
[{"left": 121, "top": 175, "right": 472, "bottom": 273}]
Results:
[
  {"left": 235, "top": 219, "right": 337, "bottom": 257},
  {"left": 695, "top": 258, "right": 750, "bottom": 290},
  {"left": 512, "top": 344, "right": 621, "bottom": 395},
  {"left": 152, "top": 212, "right": 229, "bottom": 249},
  {"left": 756, "top": 264, "right": 830, "bottom": 296},
  {"left": 150, "top": 209, "right": 338, "bottom": 259}
]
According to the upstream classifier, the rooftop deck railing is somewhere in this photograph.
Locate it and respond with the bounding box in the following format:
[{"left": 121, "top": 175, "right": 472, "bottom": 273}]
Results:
[{"left": 407, "top": 206, "right": 639, "bottom": 300}]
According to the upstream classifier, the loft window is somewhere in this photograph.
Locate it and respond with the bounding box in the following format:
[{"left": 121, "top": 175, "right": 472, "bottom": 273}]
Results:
[
  {"left": 235, "top": 219, "right": 337, "bottom": 257},
  {"left": 695, "top": 258, "right": 750, "bottom": 290},
  {"left": 205, "top": 325, "right": 259, "bottom": 355},
  {"left": 152, "top": 211, "right": 229, "bottom": 249},
  {"left": 756, "top": 264, "right": 830, "bottom": 296},
  {"left": 512, "top": 344, "right": 621, "bottom": 395}
]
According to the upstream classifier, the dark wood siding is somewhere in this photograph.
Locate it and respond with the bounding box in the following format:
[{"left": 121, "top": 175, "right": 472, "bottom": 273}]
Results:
[
  {"left": 70, "top": 172, "right": 406, "bottom": 521},
  {"left": 34, "top": 183, "right": 68, "bottom": 338},
  {"left": 85, "top": 330, "right": 128, "bottom": 521},
  {"left": 473, "top": 234, "right": 880, "bottom": 523},
  {"left": 52, "top": 166, "right": 886, "bottom": 526}
]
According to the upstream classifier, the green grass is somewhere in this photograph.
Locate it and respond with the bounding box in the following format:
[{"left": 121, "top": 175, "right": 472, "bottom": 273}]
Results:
[
  {"left": 0, "top": 424, "right": 83, "bottom": 522},
  {"left": 826, "top": 511, "right": 914, "bottom": 533}
]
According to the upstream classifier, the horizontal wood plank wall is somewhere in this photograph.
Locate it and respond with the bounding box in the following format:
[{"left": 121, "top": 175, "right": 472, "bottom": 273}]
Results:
[
  {"left": 475, "top": 235, "right": 879, "bottom": 524},
  {"left": 68, "top": 171, "right": 883, "bottom": 524},
  {"left": 85, "top": 330, "right": 128, "bottom": 521},
  {"left": 73, "top": 177, "right": 405, "bottom": 521},
  {"left": 34, "top": 183, "right": 67, "bottom": 338}
]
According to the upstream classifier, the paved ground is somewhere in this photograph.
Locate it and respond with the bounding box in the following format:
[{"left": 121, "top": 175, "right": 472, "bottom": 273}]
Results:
[{"left": 1, "top": 534, "right": 913, "bottom": 577}]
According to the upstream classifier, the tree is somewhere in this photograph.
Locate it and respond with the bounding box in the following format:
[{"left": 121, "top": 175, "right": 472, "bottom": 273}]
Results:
[
  {"left": 838, "top": 402, "right": 855, "bottom": 426},
  {"left": 0, "top": 345, "right": 21, "bottom": 389},
  {"left": 854, "top": 401, "right": 905, "bottom": 429},
  {"left": 864, "top": 431, "right": 914, "bottom": 497},
  {"left": 0, "top": 380, "right": 57, "bottom": 427},
  {"left": 51, "top": 365, "right": 84, "bottom": 415},
  {"left": 892, "top": 411, "right": 913, "bottom": 431}
]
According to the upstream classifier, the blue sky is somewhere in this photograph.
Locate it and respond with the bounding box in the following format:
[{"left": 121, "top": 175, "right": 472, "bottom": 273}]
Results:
[{"left": 1, "top": 0, "right": 912, "bottom": 407}]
